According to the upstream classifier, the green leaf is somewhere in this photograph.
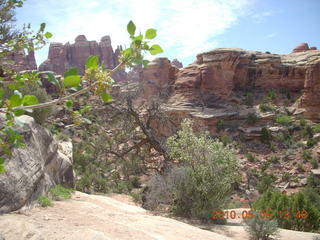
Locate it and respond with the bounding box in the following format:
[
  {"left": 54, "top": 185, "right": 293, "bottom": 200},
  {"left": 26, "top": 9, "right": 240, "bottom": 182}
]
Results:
[
  {"left": 45, "top": 32, "right": 53, "bottom": 39},
  {"left": 127, "top": 20, "right": 136, "bottom": 36},
  {"left": 40, "top": 23, "right": 46, "bottom": 32},
  {"left": 122, "top": 48, "right": 132, "bottom": 57},
  {"left": 86, "top": 56, "right": 99, "bottom": 70},
  {"left": 0, "top": 157, "right": 4, "bottom": 165},
  {"left": 0, "top": 88, "right": 4, "bottom": 100},
  {"left": 46, "top": 72, "right": 59, "bottom": 86},
  {"left": 149, "top": 44, "right": 163, "bottom": 55},
  {"left": 64, "top": 67, "right": 79, "bottom": 78},
  {"left": 134, "top": 35, "right": 143, "bottom": 46},
  {"left": 22, "top": 95, "right": 39, "bottom": 106},
  {"left": 145, "top": 29, "right": 157, "bottom": 39},
  {"left": 63, "top": 75, "right": 81, "bottom": 87},
  {"left": 9, "top": 94, "right": 22, "bottom": 107},
  {"left": 14, "top": 109, "right": 26, "bottom": 116},
  {"left": 101, "top": 93, "right": 113, "bottom": 102},
  {"left": 65, "top": 100, "right": 73, "bottom": 108},
  {"left": 0, "top": 164, "right": 5, "bottom": 174}
]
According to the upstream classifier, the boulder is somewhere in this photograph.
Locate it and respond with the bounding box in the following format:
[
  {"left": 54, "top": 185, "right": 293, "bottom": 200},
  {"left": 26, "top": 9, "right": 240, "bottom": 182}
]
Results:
[{"left": 0, "top": 115, "right": 74, "bottom": 214}]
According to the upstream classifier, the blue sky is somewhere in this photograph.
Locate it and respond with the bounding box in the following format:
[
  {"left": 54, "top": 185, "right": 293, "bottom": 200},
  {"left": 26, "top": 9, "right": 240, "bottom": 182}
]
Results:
[{"left": 16, "top": 0, "right": 320, "bottom": 67}]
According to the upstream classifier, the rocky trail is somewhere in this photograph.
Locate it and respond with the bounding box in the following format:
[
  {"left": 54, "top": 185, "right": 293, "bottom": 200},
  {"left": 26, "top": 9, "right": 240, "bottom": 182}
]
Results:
[{"left": 0, "top": 192, "right": 319, "bottom": 240}]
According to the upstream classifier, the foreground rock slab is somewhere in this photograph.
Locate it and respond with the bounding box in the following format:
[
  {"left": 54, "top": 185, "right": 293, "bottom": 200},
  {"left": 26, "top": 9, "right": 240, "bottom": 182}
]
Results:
[
  {"left": 0, "top": 191, "right": 232, "bottom": 240},
  {"left": 0, "top": 115, "right": 74, "bottom": 214}
]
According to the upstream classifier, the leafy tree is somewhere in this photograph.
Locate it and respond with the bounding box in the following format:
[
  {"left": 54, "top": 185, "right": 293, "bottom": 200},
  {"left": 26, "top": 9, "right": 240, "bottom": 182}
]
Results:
[{"left": 0, "top": 12, "right": 163, "bottom": 173}]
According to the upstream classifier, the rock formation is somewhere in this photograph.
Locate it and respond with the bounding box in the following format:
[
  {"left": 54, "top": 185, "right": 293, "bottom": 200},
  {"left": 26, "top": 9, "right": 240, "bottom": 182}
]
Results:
[
  {"left": 171, "top": 59, "right": 183, "bottom": 68},
  {"left": 301, "top": 58, "right": 320, "bottom": 120},
  {"left": 142, "top": 58, "right": 178, "bottom": 100},
  {"left": 39, "top": 35, "right": 126, "bottom": 81},
  {"left": 141, "top": 47, "right": 320, "bottom": 123},
  {"left": 1, "top": 49, "right": 37, "bottom": 71},
  {"left": 292, "top": 43, "right": 317, "bottom": 53},
  {"left": 0, "top": 115, "right": 74, "bottom": 214}
]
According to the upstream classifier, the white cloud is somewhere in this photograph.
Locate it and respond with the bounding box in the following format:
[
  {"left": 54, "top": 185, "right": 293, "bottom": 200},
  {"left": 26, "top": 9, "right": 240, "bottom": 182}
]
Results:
[
  {"left": 17, "top": 0, "right": 252, "bottom": 66},
  {"left": 250, "top": 10, "right": 275, "bottom": 23},
  {"left": 266, "top": 33, "right": 277, "bottom": 38}
]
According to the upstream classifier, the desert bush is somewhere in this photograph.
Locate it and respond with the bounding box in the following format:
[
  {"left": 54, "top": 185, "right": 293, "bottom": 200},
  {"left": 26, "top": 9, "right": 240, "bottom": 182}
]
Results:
[
  {"left": 267, "top": 90, "right": 277, "bottom": 102},
  {"left": 302, "top": 150, "right": 312, "bottom": 162},
  {"left": 253, "top": 190, "right": 320, "bottom": 232},
  {"left": 256, "top": 173, "right": 276, "bottom": 193},
  {"left": 244, "top": 92, "right": 254, "bottom": 106},
  {"left": 274, "top": 114, "right": 293, "bottom": 126},
  {"left": 216, "top": 119, "right": 225, "bottom": 133},
  {"left": 145, "top": 119, "right": 238, "bottom": 221},
  {"left": 268, "top": 155, "right": 279, "bottom": 164},
  {"left": 246, "top": 113, "right": 258, "bottom": 125},
  {"left": 307, "top": 139, "right": 318, "bottom": 148},
  {"left": 246, "top": 153, "right": 256, "bottom": 162},
  {"left": 244, "top": 211, "right": 279, "bottom": 240},
  {"left": 49, "top": 185, "right": 74, "bottom": 201},
  {"left": 259, "top": 103, "right": 277, "bottom": 112},
  {"left": 37, "top": 196, "right": 53, "bottom": 207},
  {"left": 19, "top": 81, "right": 52, "bottom": 124},
  {"left": 261, "top": 127, "right": 272, "bottom": 144}
]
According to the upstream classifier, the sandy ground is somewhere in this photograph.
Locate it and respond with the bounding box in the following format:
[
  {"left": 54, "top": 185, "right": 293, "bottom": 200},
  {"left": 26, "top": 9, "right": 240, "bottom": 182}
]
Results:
[{"left": 0, "top": 192, "right": 319, "bottom": 240}]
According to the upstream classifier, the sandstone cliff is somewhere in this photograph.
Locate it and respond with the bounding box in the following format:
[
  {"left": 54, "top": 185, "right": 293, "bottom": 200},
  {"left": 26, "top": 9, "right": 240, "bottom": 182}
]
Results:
[
  {"left": 39, "top": 35, "right": 126, "bottom": 81},
  {"left": 141, "top": 46, "right": 320, "bottom": 123}
]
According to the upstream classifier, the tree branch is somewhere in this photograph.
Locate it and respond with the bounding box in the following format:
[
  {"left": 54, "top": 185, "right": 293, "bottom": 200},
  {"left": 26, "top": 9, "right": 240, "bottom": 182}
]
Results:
[{"left": 0, "top": 61, "right": 124, "bottom": 112}]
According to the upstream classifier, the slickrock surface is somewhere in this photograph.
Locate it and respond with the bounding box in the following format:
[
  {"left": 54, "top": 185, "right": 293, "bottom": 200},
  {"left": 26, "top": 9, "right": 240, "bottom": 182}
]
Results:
[
  {"left": 0, "top": 192, "right": 232, "bottom": 240},
  {"left": 1, "top": 192, "right": 319, "bottom": 240}
]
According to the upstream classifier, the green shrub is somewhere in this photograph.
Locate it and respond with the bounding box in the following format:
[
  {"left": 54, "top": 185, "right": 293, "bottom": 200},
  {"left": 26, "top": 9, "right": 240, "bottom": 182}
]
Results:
[
  {"left": 19, "top": 81, "right": 52, "bottom": 125},
  {"left": 246, "top": 113, "right": 258, "bottom": 125},
  {"left": 267, "top": 90, "right": 277, "bottom": 102},
  {"left": 216, "top": 119, "right": 225, "bottom": 133},
  {"left": 302, "top": 150, "right": 312, "bottom": 162},
  {"left": 307, "top": 139, "right": 318, "bottom": 148},
  {"left": 256, "top": 173, "right": 276, "bottom": 193},
  {"left": 268, "top": 155, "right": 279, "bottom": 164},
  {"left": 311, "top": 159, "right": 319, "bottom": 169},
  {"left": 246, "top": 153, "right": 256, "bottom": 162},
  {"left": 145, "top": 119, "right": 239, "bottom": 221},
  {"left": 259, "top": 103, "right": 277, "bottom": 112},
  {"left": 299, "top": 117, "right": 307, "bottom": 127},
  {"left": 274, "top": 115, "right": 293, "bottom": 126},
  {"left": 244, "top": 92, "right": 254, "bottom": 106},
  {"left": 49, "top": 185, "right": 75, "bottom": 201},
  {"left": 37, "top": 196, "right": 53, "bottom": 207},
  {"left": 277, "top": 130, "right": 294, "bottom": 148},
  {"left": 253, "top": 190, "right": 320, "bottom": 232},
  {"left": 244, "top": 211, "right": 279, "bottom": 240},
  {"left": 261, "top": 127, "right": 272, "bottom": 144},
  {"left": 313, "top": 124, "right": 320, "bottom": 134},
  {"left": 304, "top": 125, "right": 314, "bottom": 138}
]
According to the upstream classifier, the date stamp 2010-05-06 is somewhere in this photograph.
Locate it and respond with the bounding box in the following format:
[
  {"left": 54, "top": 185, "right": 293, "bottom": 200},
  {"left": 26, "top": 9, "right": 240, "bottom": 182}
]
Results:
[{"left": 211, "top": 210, "right": 309, "bottom": 220}]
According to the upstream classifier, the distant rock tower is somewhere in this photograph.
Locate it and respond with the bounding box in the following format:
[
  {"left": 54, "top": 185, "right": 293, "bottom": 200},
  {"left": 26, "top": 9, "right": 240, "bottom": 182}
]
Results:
[{"left": 39, "top": 35, "right": 126, "bottom": 81}]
